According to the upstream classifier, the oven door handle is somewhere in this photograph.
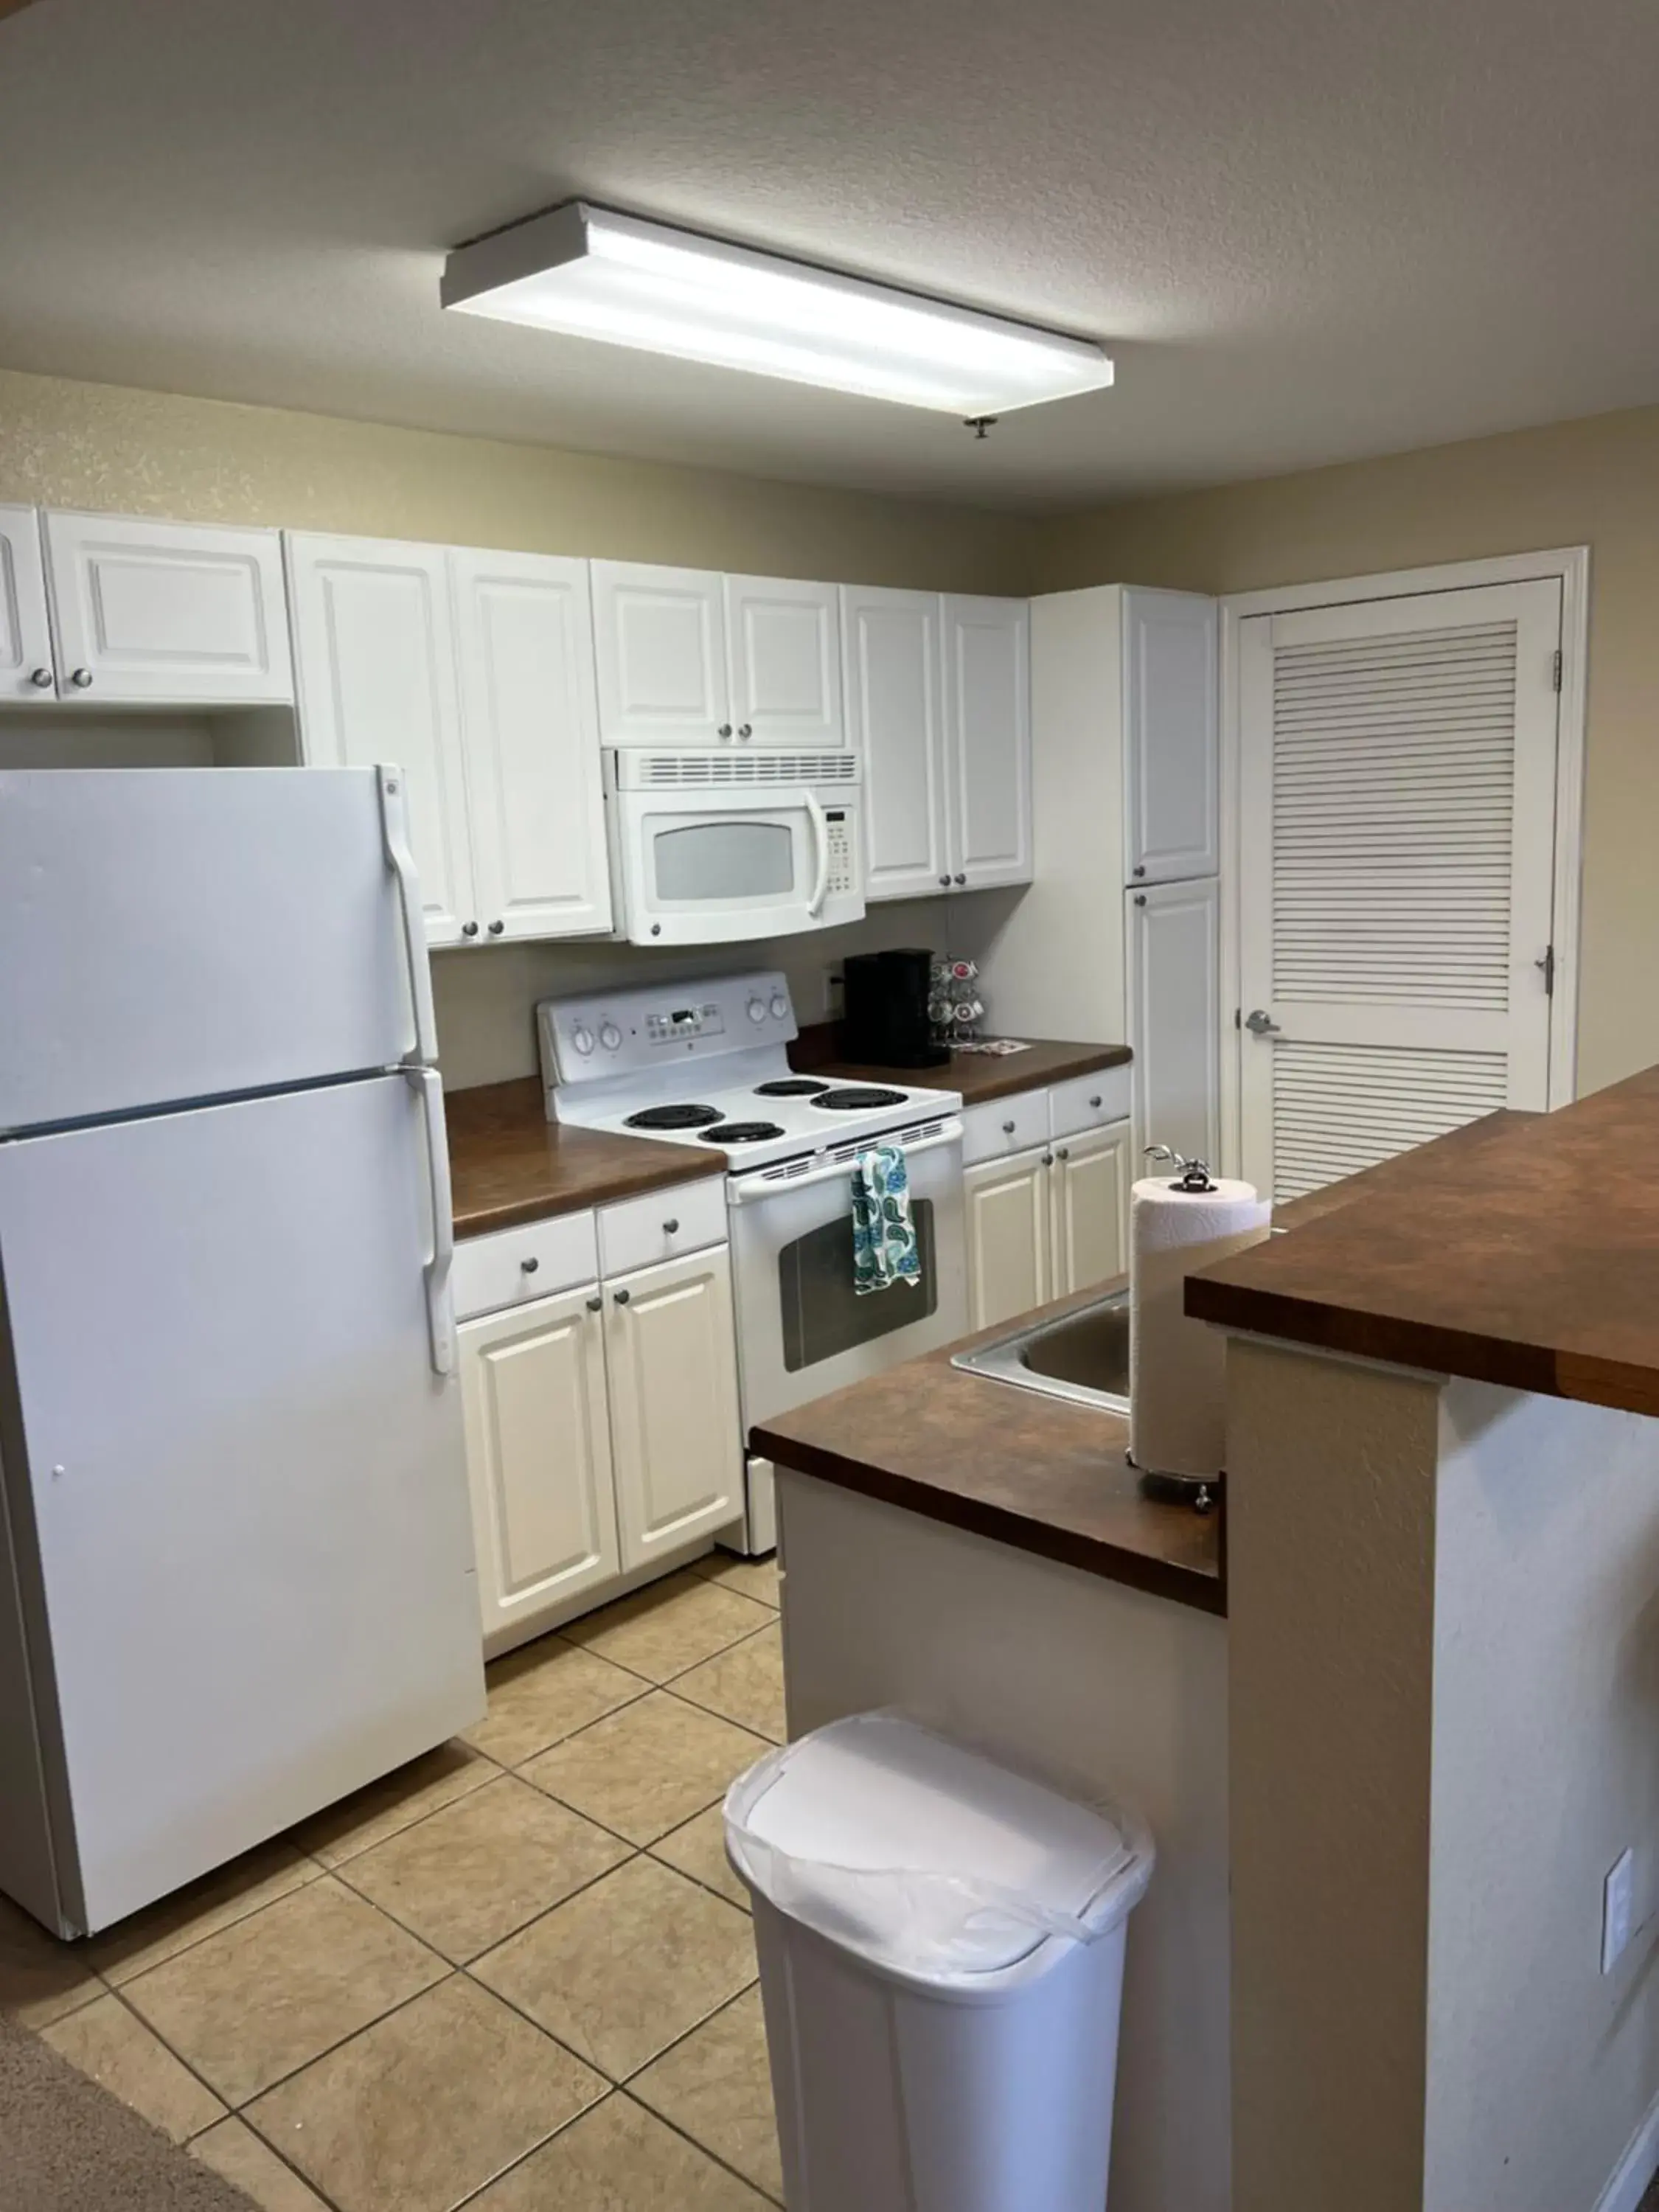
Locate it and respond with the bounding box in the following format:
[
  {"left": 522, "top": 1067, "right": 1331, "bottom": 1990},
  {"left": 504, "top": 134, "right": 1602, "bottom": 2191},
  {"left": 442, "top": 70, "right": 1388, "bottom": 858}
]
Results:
[
  {"left": 804, "top": 791, "right": 831, "bottom": 919},
  {"left": 728, "top": 1120, "right": 964, "bottom": 1203}
]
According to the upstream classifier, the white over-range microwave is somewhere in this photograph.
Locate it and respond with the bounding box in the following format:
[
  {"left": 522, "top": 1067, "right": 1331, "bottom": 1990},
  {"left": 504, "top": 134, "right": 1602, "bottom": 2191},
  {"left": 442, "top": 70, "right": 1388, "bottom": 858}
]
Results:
[{"left": 605, "top": 749, "right": 866, "bottom": 945}]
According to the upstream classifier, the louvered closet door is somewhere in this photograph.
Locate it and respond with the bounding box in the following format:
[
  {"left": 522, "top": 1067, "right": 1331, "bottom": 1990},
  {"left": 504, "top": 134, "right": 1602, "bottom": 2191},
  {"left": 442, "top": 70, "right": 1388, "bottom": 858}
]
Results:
[{"left": 1239, "top": 580, "right": 1560, "bottom": 1203}]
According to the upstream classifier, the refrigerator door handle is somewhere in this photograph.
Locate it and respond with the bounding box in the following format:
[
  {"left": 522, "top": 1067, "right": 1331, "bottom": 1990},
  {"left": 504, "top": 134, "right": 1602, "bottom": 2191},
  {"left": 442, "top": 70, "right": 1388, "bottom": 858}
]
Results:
[
  {"left": 406, "top": 1065, "right": 456, "bottom": 1376},
  {"left": 378, "top": 765, "right": 440, "bottom": 1068}
]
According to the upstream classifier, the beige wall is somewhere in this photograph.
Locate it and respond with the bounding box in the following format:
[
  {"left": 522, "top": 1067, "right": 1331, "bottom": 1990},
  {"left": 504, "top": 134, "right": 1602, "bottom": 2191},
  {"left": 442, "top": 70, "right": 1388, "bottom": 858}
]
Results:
[
  {"left": 1032, "top": 402, "right": 1659, "bottom": 1098},
  {"left": 0, "top": 368, "right": 1032, "bottom": 592}
]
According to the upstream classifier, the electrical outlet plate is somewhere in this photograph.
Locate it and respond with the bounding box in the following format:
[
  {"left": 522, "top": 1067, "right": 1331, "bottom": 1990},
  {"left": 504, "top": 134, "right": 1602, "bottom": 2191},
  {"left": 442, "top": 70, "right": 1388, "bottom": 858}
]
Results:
[{"left": 1603, "top": 1848, "right": 1634, "bottom": 1974}]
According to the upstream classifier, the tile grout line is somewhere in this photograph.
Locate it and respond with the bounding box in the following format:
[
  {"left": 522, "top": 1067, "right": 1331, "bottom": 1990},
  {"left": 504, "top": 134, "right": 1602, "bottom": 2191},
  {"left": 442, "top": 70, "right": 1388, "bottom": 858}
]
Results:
[{"left": 618, "top": 2084, "right": 786, "bottom": 2209}]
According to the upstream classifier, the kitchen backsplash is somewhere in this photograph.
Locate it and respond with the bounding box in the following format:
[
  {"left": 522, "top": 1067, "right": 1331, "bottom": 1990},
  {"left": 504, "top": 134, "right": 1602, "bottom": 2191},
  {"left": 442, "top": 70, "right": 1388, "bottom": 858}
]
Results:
[{"left": 433, "top": 898, "right": 1012, "bottom": 1091}]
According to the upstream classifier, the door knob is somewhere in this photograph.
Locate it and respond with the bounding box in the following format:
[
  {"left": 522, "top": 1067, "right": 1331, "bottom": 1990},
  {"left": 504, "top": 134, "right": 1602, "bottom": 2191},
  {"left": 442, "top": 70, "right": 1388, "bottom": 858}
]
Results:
[
  {"left": 1245, "top": 1009, "right": 1281, "bottom": 1036},
  {"left": 29, "top": 667, "right": 53, "bottom": 689}
]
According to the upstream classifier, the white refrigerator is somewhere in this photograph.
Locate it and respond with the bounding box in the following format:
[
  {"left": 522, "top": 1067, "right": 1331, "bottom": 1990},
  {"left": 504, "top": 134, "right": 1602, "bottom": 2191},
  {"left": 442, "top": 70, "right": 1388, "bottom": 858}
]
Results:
[{"left": 0, "top": 768, "right": 483, "bottom": 1937}]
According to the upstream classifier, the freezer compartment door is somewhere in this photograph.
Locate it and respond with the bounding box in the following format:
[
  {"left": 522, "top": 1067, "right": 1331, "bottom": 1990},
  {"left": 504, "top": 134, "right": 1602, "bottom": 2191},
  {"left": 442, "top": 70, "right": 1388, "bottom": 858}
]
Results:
[
  {"left": 0, "top": 768, "right": 427, "bottom": 1134},
  {"left": 0, "top": 1074, "right": 481, "bottom": 1933}
]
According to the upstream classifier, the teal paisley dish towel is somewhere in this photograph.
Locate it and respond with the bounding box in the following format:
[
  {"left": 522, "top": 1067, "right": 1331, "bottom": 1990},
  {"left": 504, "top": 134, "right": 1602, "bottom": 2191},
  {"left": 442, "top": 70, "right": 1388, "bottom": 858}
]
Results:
[{"left": 851, "top": 1144, "right": 922, "bottom": 1295}]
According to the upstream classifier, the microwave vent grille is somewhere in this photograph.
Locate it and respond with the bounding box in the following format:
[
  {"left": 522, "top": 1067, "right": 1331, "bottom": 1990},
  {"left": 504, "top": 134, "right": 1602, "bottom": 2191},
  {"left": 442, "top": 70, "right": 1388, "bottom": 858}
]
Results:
[{"left": 636, "top": 752, "right": 859, "bottom": 787}]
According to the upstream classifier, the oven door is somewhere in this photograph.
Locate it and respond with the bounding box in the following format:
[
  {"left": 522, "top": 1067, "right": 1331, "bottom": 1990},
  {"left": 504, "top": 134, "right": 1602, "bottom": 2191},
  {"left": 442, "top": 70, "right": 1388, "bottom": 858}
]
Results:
[
  {"left": 727, "top": 1120, "right": 967, "bottom": 1431},
  {"left": 614, "top": 782, "right": 863, "bottom": 945}
]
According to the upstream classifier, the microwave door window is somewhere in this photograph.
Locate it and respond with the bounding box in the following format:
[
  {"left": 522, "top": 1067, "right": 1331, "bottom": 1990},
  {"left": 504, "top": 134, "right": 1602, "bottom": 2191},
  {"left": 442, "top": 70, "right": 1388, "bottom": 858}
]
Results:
[
  {"left": 779, "top": 1199, "right": 939, "bottom": 1371},
  {"left": 652, "top": 818, "right": 795, "bottom": 906}
]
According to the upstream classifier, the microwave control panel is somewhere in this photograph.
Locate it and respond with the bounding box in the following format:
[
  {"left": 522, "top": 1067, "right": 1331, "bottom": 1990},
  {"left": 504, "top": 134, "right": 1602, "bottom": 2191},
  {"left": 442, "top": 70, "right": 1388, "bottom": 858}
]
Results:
[{"left": 823, "top": 809, "right": 855, "bottom": 899}]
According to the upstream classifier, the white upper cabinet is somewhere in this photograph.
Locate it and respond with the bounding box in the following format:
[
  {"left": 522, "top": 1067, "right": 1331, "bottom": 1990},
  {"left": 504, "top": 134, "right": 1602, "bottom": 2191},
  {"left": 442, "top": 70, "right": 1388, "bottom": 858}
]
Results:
[
  {"left": 591, "top": 561, "right": 729, "bottom": 746},
  {"left": 1127, "top": 875, "right": 1221, "bottom": 1169},
  {"left": 42, "top": 512, "right": 293, "bottom": 706},
  {"left": 942, "top": 594, "right": 1033, "bottom": 891},
  {"left": 1124, "top": 588, "right": 1218, "bottom": 885},
  {"left": 0, "top": 507, "right": 54, "bottom": 703},
  {"left": 451, "top": 549, "right": 611, "bottom": 943},
  {"left": 724, "top": 574, "right": 843, "bottom": 747},
  {"left": 286, "top": 535, "right": 476, "bottom": 946},
  {"left": 841, "top": 585, "right": 950, "bottom": 901}
]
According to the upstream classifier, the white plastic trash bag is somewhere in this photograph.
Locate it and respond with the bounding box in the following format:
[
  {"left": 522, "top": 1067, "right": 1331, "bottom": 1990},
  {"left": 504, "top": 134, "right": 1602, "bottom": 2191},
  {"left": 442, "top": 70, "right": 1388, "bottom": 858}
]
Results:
[{"left": 725, "top": 1711, "right": 1155, "bottom": 1982}]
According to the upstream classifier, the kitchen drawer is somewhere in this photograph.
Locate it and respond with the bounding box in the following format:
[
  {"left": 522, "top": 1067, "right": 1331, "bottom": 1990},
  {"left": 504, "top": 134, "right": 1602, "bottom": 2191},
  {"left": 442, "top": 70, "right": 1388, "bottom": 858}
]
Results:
[
  {"left": 598, "top": 1176, "right": 728, "bottom": 1279},
  {"left": 1048, "top": 1064, "right": 1133, "bottom": 1141},
  {"left": 453, "top": 1208, "right": 599, "bottom": 1322},
  {"left": 962, "top": 1088, "right": 1052, "bottom": 1166}
]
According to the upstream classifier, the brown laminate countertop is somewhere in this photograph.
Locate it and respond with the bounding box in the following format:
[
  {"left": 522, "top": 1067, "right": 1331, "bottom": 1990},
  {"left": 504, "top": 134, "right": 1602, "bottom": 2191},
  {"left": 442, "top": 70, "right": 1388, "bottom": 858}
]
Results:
[
  {"left": 1186, "top": 1068, "right": 1659, "bottom": 1417},
  {"left": 447, "top": 1077, "right": 726, "bottom": 1239},
  {"left": 752, "top": 1284, "right": 1225, "bottom": 1615},
  {"left": 794, "top": 1026, "right": 1133, "bottom": 1105}
]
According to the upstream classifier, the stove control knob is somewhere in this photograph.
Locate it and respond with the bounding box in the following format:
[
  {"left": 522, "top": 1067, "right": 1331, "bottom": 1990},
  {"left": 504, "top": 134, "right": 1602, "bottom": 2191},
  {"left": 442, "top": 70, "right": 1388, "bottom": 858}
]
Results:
[
  {"left": 599, "top": 1022, "right": 622, "bottom": 1052},
  {"left": 747, "top": 996, "right": 768, "bottom": 1024},
  {"left": 571, "top": 1024, "right": 595, "bottom": 1057},
  {"left": 769, "top": 992, "right": 789, "bottom": 1020}
]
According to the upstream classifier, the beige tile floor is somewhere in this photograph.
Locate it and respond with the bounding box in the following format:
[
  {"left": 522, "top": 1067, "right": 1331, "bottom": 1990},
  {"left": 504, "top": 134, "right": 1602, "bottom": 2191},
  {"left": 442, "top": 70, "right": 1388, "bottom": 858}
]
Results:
[{"left": 0, "top": 1553, "right": 787, "bottom": 2212}]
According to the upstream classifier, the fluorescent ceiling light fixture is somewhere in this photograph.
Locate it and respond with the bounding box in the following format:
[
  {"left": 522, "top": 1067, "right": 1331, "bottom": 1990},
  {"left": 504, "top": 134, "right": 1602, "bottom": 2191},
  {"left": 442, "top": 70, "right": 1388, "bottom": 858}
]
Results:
[{"left": 442, "top": 201, "right": 1113, "bottom": 416}]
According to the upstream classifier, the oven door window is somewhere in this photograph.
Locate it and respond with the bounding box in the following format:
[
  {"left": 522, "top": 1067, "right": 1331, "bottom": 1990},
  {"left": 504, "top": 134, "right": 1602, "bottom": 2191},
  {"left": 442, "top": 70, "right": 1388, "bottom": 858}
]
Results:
[
  {"left": 650, "top": 818, "right": 796, "bottom": 905},
  {"left": 779, "top": 1199, "right": 939, "bottom": 1371}
]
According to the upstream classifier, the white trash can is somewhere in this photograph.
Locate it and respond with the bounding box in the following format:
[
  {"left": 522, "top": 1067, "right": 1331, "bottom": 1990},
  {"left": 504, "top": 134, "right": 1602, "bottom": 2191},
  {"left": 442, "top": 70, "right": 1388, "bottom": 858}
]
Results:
[{"left": 725, "top": 1711, "right": 1154, "bottom": 2212}]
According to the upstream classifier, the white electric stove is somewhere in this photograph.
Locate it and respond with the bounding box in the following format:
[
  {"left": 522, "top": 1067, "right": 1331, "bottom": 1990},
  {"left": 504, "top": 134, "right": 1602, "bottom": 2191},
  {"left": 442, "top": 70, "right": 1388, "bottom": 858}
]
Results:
[{"left": 538, "top": 973, "right": 970, "bottom": 1554}]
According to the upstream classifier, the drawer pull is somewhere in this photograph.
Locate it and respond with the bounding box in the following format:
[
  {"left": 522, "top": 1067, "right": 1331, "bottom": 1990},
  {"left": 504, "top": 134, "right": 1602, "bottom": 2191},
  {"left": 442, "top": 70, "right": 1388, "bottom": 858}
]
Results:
[
  {"left": 1001, "top": 1119, "right": 1015, "bottom": 1135},
  {"left": 613, "top": 1287, "right": 631, "bottom": 1305},
  {"left": 663, "top": 1217, "right": 680, "bottom": 1235},
  {"left": 520, "top": 1256, "right": 539, "bottom": 1273},
  {"left": 1089, "top": 1094, "right": 1102, "bottom": 1109},
  {"left": 585, "top": 1295, "right": 602, "bottom": 1312}
]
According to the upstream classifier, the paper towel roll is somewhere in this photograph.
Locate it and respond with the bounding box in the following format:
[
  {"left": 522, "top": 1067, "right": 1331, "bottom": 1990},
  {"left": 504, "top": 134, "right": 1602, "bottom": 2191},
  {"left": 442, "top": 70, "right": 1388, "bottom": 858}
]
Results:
[{"left": 1129, "top": 1176, "right": 1271, "bottom": 1481}]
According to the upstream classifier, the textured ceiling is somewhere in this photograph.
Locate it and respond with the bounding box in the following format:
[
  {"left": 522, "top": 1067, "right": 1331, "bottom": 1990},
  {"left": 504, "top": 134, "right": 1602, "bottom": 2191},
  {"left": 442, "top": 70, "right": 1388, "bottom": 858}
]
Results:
[{"left": 3, "top": 0, "right": 1659, "bottom": 511}]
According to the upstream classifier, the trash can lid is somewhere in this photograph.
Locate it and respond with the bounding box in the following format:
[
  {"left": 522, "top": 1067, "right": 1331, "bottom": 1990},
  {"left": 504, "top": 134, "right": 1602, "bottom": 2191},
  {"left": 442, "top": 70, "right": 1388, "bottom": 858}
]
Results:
[{"left": 725, "top": 1713, "right": 1153, "bottom": 1980}]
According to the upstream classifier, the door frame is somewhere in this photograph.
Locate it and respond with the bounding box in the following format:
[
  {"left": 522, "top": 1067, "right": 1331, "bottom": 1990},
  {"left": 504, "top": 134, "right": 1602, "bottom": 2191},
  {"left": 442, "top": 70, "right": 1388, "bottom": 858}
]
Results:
[{"left": 1217, "top": 546, "right": 1589, "bottom": 1173}]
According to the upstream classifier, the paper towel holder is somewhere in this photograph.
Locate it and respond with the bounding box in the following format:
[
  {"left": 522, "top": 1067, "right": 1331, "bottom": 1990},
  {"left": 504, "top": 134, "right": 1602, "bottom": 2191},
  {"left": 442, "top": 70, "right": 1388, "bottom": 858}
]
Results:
[{"left": 1143, "top": 1143, "right": 1218, "bottom": 1196}]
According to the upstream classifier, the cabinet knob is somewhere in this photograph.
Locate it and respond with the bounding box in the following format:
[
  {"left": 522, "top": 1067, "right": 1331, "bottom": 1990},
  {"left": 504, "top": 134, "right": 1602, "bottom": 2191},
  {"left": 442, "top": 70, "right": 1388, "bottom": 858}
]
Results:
[
  {"left": 953, "top": 872, "right": 967, "bottom": 886},
  {"left": 1088, "top": 1095, "right": 1102, "bottom": 1109},
  {"left": 738, "top": 723, "right": 753, "bottom": 740},
  {"left": 487, "top": 919, "right": 504, "bottom": 936},
  {"left": 1133, "top": 893, "right": 1147, "bottom": 907},
  {"left": 69, "top": 667, "right": 94, "bottom": 689},
  {"left": 1056, "top": 1145, "right": 1069, "bottom": 1160},
  {"left": 29, "top": 667, "right": 53, "bottom": 689},
  {"left": 1043, "top": 1150, "right": 1054, "bottom": 1166},
  {"left": 613, "top": 1287, "right": 631, "bottom": 1305},
  {"left": 717, "top": 723, "right": 733, "bottom": 740},
  {"left": 663, "top": 1217, "right": 679, "bottom": 1235},
  {"left": 461, "top": 920, "right": 480, "bottom": 937},
  {"left": 1001, "top": 1119, "right": 1015, "bottom": 1135},
  {"left": 520, "top": 1256, "right": 539, "bottom": 1273},
  {"left": 939, "top": 874, "right": 951, "bottom": 887},
  {"left": 1133, "top": 863, "right": 1147, "bottom": 878},
  {"left": 585, "top": 1295, "right": 602, "bottom": 1312}
]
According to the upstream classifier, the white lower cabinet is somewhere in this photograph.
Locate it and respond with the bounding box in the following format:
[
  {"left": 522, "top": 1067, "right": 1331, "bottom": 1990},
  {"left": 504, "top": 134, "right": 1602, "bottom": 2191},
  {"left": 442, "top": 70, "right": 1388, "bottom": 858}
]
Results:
[
  {"left": 458, "top": 1217, "right": 742, "bottom": 1653},
  {"left": 462, "top": 1286, "right": 620, "bottom": 1647},
  {"left": 605, "top": 1246, "right": 742, "bottom": 1571},
  {"left": 963, "top": 1110, "right": 1132, "bottom": 1330}
]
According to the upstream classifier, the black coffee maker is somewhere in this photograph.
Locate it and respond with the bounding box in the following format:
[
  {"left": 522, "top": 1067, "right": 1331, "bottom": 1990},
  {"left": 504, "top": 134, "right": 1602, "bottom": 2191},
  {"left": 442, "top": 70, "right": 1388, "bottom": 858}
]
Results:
[{"left": 840, "top": 949, "right": 950, "bottom": 1068}]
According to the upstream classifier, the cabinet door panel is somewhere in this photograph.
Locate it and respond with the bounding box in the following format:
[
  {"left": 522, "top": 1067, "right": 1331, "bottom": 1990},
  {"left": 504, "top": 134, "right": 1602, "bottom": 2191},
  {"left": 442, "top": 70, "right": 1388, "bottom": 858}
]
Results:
[
  {"left": 452, "top": 549, "right": 611, "bottom": 942},
  {"left": 1127, "top": 878, "right": 1221, "bottom": 1169},
  {"left": 0, "top": 506, "right": 54, "bottom": 701},
  {"left": 44, "top": 512, "right": 293, "bottom": 705},
  {"left": 591, "top": 561, "right": 728, "bottom": 745},
  {"left": 942, "top": 595, "right": 1032, "bottom": 890},
  {"left": 963, "top": 1146, "right": 1050, "bottom": 1330},
  {"left": 842, "top": 585, "right": 947, "bottom": 900},
  {"left": 725, "top": 575, "right": 843, "bottom": 746},
  {"left": 1051, "top": 1120, "right": 1131, "bottom": 1297},
  {"left": 461, "top": 1290, "right": 620, "bottom": 1652},
  {"left": 605, "top": 1246, "right": 742, "bottom": 1570},
  {"left": 1124, "top": 590, "right": 1218, "bottom": 885},
  {"left": 287, "top": 535, "right": 475, "bottom": 945}
]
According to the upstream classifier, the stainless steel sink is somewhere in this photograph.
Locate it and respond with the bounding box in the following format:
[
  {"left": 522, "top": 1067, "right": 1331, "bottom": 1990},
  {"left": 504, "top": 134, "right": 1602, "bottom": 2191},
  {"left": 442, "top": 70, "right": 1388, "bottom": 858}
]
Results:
[{"left": 950, "top": 1287, "right": 1130, "bottom": 1413}]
